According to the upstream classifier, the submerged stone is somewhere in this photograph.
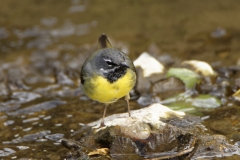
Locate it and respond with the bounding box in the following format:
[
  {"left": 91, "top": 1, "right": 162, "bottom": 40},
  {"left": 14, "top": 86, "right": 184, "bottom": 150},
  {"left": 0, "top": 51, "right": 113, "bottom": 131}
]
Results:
[
  {"left": 152, "top": 76, "right": 185, "bottom": 100},
  {"left": 0, "top": 79, "right": 12, "bottom": 101}
]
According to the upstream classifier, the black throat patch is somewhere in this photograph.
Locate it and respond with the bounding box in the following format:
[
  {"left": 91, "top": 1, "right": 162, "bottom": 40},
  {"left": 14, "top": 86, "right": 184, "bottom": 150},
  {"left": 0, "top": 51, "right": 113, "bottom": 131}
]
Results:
[{"left": 103, "top": 66, "right": 127, "bottom": 83}]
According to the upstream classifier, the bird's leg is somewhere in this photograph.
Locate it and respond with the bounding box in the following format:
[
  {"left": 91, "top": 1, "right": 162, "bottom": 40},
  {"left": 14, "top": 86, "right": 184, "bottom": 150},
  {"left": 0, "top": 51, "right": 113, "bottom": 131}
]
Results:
[
  {"left": 125, "top": 94, "right": 131, "bottom": 117},
  {"left": 100, "top": 104, "right": 108, "bottom": 127}
]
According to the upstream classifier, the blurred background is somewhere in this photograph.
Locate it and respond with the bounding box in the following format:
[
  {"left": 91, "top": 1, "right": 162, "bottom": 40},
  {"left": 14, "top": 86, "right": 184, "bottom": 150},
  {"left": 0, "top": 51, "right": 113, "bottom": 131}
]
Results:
[
  {"left": 1, "top": 0, "right": 240, "bottom": 64},
  {"left": 0, "top": 0, "right": 240, "bottom": 159}
]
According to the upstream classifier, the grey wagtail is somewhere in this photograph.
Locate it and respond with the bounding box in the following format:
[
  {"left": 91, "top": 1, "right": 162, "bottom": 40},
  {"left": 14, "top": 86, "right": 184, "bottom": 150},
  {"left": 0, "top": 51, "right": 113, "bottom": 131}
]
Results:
[{"left": 80, "top": 34, "right": 137, "bottom": 127}]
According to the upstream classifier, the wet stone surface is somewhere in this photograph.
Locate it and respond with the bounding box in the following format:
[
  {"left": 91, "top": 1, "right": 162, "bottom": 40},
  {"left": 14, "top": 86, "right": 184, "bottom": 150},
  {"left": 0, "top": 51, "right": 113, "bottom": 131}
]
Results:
[
  {"left": 62, "top": 104, "right": 240, "bottom": 159},
  {"left": 62, "top": 104, "right": 198, "bottom": 159}
]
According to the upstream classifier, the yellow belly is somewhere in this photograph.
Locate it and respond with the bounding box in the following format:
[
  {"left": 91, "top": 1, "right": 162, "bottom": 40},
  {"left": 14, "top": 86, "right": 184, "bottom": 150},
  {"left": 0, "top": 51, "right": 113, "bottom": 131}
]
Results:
[{"left": 83, "top": 69, "right": 136, "bottom": 104}]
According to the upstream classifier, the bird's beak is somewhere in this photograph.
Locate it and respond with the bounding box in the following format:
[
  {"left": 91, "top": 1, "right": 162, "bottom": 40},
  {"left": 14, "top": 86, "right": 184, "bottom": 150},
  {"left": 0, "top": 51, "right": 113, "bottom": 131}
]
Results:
[{"left": 120, "top": 62, "right": 130, "bottom": 68}]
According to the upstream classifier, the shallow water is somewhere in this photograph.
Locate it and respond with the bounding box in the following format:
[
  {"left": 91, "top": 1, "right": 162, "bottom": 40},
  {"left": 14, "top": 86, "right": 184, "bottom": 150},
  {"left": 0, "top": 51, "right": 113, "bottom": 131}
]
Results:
[{"left": 0, "top": 0, "right": 240, "bottom": 159}]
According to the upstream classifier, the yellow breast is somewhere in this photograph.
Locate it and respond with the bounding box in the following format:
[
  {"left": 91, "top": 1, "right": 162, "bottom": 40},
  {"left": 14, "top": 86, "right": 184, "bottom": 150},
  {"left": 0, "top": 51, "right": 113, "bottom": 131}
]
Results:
[{"left": 83, "top": 69, "right": 136, "bottom": 104}]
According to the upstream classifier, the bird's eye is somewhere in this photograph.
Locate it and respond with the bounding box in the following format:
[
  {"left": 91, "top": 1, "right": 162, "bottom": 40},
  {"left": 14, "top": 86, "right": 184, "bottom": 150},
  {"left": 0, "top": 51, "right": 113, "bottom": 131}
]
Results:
[
  {"left": 103, "top": 58, "right": 115, "bottom": 66},
  {"left": 106, "top": 61, "right": 115, "bottom": 66}
]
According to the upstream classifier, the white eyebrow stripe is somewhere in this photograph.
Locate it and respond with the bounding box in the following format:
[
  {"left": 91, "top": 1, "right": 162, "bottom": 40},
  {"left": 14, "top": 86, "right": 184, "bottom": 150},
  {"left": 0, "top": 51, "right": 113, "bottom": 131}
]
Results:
[{"left": 103, "top": 58, "right": 112, "bottom": 62}]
